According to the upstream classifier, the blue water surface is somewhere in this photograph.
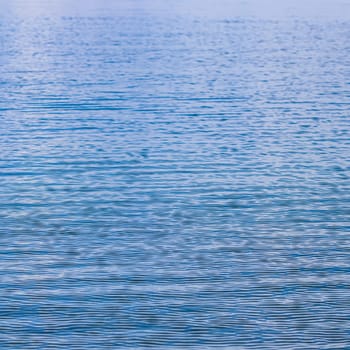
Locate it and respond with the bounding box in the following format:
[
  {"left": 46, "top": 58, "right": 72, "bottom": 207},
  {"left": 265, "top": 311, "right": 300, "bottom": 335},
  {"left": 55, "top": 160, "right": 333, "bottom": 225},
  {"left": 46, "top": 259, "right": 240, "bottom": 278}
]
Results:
[{"left": 1, "top": 1, "right": 350, "bottom": 349}]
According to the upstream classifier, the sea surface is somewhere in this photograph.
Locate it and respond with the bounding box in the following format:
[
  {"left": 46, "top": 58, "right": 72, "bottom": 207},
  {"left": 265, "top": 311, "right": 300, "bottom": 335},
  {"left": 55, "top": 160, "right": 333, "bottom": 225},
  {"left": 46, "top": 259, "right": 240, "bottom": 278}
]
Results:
[{"left": 1, "top": 1, "right": 350, "bottom": 349}]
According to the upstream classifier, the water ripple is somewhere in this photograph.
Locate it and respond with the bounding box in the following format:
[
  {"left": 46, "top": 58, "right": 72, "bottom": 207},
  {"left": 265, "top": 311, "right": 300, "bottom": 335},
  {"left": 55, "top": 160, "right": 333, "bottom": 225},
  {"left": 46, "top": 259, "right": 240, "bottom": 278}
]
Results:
[{"left": 0, "top": 1, "right": 350, "bottom": 349}]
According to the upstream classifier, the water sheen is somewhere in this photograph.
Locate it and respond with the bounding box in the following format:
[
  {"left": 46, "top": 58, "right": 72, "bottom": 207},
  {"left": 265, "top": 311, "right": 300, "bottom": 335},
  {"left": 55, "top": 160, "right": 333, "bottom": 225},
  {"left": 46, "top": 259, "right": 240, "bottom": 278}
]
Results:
[{"left": 1, "top": 1, "right": 350, "bottom": 349}]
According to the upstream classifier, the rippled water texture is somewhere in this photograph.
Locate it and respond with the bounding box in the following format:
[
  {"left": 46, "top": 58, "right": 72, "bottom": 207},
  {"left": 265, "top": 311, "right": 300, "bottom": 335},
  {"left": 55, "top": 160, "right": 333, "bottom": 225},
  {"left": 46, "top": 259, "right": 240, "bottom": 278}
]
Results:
[{"left": 1, "top": 1, "right": 350, "bottom": 349}]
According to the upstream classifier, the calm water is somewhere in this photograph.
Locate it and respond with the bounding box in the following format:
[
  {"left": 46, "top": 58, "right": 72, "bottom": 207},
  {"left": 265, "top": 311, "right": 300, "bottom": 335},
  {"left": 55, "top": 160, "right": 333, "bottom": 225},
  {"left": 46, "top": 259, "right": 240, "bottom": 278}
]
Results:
[{"left": 1, "top": 1, "right": 350, "bottom": 349}]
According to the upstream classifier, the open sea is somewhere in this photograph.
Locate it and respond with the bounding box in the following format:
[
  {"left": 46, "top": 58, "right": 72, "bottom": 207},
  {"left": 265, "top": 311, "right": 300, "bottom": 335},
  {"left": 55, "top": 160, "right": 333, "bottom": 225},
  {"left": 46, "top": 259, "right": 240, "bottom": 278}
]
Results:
[{"left": 1, "top": 0, "right": 350, "bottom": 349}]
